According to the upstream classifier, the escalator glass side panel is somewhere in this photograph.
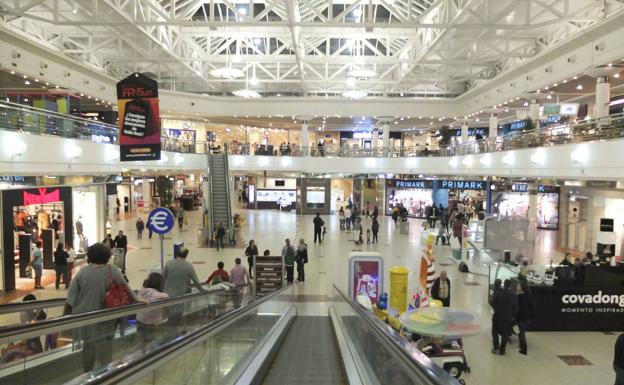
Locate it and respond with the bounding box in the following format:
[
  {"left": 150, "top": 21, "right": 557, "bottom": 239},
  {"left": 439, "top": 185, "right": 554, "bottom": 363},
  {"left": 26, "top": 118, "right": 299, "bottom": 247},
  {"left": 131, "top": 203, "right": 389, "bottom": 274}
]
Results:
[{"left": 0, "top": 286, "right": 253, "bottom": 385}]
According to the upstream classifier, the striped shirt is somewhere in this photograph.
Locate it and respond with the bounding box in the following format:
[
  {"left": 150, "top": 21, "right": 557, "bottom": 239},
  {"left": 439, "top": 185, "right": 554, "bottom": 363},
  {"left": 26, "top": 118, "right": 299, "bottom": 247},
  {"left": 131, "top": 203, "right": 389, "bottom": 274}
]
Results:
[{"left": 426, "top": 261, "right": 435, "bottom": 291}]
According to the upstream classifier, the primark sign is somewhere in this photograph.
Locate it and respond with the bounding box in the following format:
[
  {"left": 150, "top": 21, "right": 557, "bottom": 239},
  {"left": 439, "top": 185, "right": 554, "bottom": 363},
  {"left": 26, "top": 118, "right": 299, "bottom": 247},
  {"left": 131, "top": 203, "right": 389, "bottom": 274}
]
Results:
[
  {"left": 388, "top": 179, "right": 433, "bottom": 189},
  {"left": 439, "top": 180, "right": 486, "bottom": 190}
]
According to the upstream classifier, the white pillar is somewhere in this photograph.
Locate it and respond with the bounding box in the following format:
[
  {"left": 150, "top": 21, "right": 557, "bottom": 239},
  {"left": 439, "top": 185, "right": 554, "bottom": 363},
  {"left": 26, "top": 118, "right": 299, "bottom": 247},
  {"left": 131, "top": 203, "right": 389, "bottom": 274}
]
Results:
[
  {"left": 595, "top": 76, "right": 610, "bottom": 119},
  {"left": 529, "top": 100, "right": 539, "bottom": 124},
  {"left": 371, "top": 128, "right": 378, "bottom": 149},
  {"left": 460, "top": 123, "right": 468, "bottom": 143},
  {"left": 301, "top": 121, "right": 309, "bottom": 155},
  {"left": 142, "top": 178, "right": 152, "bottom": 211},
  {"left": 488, "top": 115, "right": 498, "bottom": 138},
  {"left": 382, "top": 124, "right": 390, "bottom": 154}
]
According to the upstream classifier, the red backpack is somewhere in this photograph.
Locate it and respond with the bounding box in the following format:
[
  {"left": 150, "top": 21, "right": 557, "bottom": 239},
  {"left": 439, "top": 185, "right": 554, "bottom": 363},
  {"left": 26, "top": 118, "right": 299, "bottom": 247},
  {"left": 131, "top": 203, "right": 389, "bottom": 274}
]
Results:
[{"left": 105, "top": 266, "right": 132, "bottom": 308}]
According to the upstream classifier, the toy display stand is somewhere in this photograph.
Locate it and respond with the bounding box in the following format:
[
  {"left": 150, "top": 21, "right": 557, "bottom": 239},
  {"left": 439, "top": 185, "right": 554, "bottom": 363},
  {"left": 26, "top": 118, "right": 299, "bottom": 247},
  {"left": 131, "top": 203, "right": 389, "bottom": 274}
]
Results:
[{"left": 399, "top": 307, "right": 481, "bottom": 338}]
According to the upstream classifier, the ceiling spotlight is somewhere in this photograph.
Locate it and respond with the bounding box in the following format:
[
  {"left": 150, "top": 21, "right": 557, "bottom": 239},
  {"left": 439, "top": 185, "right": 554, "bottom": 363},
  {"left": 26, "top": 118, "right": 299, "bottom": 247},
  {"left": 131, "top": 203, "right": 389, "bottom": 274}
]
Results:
[
  {"left": 249, "top": 77, "right": 259, "bottom": 86},
  {"left": 347, "top": 68, "right": 377, "bottom": 78},
  {"left": 573, "top": 75, "right": 578, "bottom": 80},
  {"left": 615, "top": 73, "right": 621, "bottom": 78},
  {"left": 576, "top": 84, "right": 583, "bottom": 90},
  {"left": 24, "top": 80, "right": 30, "bottom": 85},
  {"left": 346, "top": 77, "right": 356, "bottom": 87},
  {"left": 523, "top": 102, "right": 529, "bottom": 106},
  {"left": 253, "top": 38, "right": 262, "bottom": 45},
  {"left": 546, "top": 95, "right": 552, "bottom": 99},
  {"left": 238, "top": 7, "right": 247, "bottom": 15},
  {"left": 353, "top": 8, "right": 362, "bottom": 17}
]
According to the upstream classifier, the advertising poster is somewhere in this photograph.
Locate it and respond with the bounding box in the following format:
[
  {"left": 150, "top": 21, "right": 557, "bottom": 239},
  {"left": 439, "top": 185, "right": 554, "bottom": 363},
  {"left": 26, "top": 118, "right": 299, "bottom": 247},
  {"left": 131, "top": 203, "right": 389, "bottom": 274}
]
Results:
[
  {"left": 537, "top": 185, "right": 560, "bottom": 230},
  {"left": 117, "top": 73, "right": 161, "bottom": 161},
  {"left": 491, "top": 184, "right": 530, "bottom": 219},
  {"left": 386, "top": 179, "right": 434, "bottom": 217},
  {"left": 348, "top": 254, "right": 383, "bottom": 305}
]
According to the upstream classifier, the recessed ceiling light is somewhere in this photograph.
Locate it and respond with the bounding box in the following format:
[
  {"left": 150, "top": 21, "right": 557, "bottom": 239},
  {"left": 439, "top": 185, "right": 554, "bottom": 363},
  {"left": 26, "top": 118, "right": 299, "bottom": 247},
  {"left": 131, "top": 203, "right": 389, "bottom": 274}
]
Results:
[{"left": 576, "top": 84, "right": 583, "bottom": 90}]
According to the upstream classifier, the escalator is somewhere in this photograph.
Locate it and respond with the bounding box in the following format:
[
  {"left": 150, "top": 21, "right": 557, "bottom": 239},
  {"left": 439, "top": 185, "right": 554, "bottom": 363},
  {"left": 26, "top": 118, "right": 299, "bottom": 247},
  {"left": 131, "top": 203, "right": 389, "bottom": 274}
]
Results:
[
  {"left": 68, "top": 285, "right": 460, "bottom": 385},
  {"left": 260, "top": 316, "right": 348, "bottom": 385},
  {"left": 0, "top": 285, "right": 253, "bottom": 385},
  {"left": 207, "top": 144, "right": 234, "bottom": 244}
]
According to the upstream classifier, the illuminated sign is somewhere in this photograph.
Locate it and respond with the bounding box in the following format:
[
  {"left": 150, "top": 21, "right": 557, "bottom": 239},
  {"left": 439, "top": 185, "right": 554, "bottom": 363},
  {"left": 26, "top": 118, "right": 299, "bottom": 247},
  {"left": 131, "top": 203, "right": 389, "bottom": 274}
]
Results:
[
  {"left": 387, "top": 179, "right": 434, "bottom": 189},
  {"left": 22, "top": 188, "right": 61, "bottom": 206},
  {"left": 439, "top": 180, "right": 485, "bottom": 190},
  {"left": 510, "top": 184, "right": 529, "bottom": 192}
]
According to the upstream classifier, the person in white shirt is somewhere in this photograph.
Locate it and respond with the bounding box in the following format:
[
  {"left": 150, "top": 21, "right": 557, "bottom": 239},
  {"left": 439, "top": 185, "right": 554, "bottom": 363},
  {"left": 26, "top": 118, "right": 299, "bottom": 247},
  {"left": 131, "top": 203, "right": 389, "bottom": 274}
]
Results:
[{"left": 345, "top": 207, "right": 352, "bottom": 230}]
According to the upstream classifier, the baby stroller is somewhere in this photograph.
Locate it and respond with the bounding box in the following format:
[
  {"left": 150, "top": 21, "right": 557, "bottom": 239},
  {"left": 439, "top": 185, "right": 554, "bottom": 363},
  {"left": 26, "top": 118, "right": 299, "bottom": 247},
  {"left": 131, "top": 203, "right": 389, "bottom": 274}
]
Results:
[{"left": 415, "top": 336, "right": 470, "bottom": 384}]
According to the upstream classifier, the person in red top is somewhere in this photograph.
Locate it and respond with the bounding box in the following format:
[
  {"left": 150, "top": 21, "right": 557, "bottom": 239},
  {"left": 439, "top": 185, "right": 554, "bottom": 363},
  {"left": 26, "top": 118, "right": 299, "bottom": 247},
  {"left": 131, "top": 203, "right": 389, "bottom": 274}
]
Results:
[{"left": 205, "top": 261, "right": 229, "bottom": 284}]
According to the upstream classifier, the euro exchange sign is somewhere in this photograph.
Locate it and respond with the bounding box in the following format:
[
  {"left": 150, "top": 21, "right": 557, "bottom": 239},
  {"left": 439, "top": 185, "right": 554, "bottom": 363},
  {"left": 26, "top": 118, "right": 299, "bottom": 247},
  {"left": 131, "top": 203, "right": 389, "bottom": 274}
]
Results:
[{"left": 147, "top": 207, "right": 175, "bottom": 235}]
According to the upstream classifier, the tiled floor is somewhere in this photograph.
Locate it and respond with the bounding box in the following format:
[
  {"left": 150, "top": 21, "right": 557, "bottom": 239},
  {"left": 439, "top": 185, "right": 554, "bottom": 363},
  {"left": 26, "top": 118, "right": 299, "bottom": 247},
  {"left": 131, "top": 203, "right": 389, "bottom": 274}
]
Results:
[{"left": 2, "top": 208, "right": 620, "bottom": 385}]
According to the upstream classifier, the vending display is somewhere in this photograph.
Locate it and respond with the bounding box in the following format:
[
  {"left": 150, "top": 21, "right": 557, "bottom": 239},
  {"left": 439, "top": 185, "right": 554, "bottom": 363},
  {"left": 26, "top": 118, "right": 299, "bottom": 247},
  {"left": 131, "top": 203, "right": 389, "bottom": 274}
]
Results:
[
  {"left": 386, "top": 179, "right": 434, "bottom": 218},
  {"left": 348, "top": 253, "right": 384, "bottom": 306},
  {"left": 537, "top": 185, "right": 560, "bottom": 230}
]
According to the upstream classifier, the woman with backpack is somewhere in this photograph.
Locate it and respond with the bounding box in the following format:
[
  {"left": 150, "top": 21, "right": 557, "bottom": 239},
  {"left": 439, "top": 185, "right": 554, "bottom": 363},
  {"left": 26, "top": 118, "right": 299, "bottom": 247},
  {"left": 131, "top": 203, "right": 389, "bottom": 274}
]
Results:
[{"left": 296, "top": 239, "right": 308, "bottom": 283}]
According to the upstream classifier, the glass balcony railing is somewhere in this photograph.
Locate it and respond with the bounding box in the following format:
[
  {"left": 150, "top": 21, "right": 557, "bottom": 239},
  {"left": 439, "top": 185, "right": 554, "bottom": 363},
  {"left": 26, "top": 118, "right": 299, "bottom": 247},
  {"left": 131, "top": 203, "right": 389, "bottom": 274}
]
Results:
[{"left": 2, "top": 101, "right": 624, "bottom": 159}]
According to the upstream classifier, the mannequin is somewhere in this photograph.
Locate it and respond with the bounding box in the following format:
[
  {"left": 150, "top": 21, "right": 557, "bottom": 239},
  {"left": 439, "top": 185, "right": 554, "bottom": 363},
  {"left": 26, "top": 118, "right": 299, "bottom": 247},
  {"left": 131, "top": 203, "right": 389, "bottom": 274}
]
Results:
[{"left": 419, "top": 234, "right": 436, "bottom": 295}]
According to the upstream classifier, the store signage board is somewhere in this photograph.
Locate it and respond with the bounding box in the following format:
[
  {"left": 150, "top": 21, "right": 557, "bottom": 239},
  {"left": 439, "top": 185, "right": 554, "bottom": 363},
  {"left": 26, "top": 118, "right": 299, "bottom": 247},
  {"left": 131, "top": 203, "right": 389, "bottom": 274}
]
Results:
[
  {"left": 439, "top": 180, "right": 486, "bottom": 190},
  {"left": 538, "top": 185, "right": 560, "bottom": 193},
  {"left": 510, "top": 184, "right": 529, "bottom": 193},
  {"left": 117, "top": 73, "right": 161, "bottom": 161},
  {"left": 387, "top": 179, "right": 434, "bottom": 189},
  {"left": 147, "top": 207, "right": 175, "bottom": 270},
  {"left": 348, "top": 252, "right": 383, "bottom": 305},
  {"left": 254, "top": 255, "right": 284, "bottom": 297},
  {"left": 22, "top": 188, "right": 61, "bottom": 205}
]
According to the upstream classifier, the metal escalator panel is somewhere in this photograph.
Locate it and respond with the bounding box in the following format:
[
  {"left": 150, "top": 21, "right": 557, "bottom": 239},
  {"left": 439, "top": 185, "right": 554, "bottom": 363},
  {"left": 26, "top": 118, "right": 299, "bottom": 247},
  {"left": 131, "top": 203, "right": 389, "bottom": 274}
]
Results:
[
  {"left": 207, "top": 146, "right": 234, "bottom": 241},
  {"left": 0, "top": 286, "right": 254, "bottom": 385},
  {"left": 261, "top": 316, "right": 348, "bottom": 385}
]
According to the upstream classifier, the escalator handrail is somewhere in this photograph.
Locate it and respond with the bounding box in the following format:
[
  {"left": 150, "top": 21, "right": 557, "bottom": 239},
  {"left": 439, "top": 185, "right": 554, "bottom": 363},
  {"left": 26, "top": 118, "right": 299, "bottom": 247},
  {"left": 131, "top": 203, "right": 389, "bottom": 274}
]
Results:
[
  {"left": 332, "top": 284, "right": 460, "bottom": 385},
  {"left": 0, "top": 298, "right": 67, "bottom": 315},
  {"left": 0, "top": 285, "right": 235, "bottom": 343},
  {"left": 81, "top": 285, "right": 294, "bottom": 385}
]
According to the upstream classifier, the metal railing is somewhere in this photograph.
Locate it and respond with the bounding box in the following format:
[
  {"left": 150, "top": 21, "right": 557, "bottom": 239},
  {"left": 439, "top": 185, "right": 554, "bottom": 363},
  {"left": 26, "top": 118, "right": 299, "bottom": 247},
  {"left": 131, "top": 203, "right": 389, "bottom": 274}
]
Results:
[{"left": 2, "top": 101, "right": 624, "bottom": 159}]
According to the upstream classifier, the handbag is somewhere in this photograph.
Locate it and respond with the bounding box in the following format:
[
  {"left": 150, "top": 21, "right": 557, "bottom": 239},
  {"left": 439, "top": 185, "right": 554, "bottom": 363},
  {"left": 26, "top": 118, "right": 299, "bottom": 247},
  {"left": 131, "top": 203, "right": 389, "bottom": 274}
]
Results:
[{"left": 105, "top": 266, "right": 132, "bottom": 308}]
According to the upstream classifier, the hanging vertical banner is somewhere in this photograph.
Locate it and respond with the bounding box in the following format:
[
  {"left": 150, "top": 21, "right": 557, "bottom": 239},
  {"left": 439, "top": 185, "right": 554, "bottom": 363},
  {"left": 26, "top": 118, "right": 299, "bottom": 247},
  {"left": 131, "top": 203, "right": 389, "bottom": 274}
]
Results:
[{"left": 117, "top": 73, "right": 161, "bottom": 161}]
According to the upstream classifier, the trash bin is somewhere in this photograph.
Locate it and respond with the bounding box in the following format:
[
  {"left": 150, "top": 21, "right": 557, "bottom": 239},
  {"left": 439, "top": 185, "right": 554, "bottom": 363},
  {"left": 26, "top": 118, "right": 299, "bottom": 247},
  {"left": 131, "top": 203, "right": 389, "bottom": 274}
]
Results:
[{"left": 400, "top": 221, "right": 409, "bottom": 235}]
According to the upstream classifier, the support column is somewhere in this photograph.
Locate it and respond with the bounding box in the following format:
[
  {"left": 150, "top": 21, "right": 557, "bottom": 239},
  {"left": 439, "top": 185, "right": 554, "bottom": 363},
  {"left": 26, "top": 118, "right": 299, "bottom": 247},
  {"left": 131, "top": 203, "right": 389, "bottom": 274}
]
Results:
[
  {"left": 382, "top": 124, "right": 390, "bottom": 155},
  {"left": 142, "top": 178, "right": 152, "bottom": 211},
  {"left": 371, "top": 128, "right": 378, "bottom": 152},
  {"left": 301, "top": 121, "right": 309, "bottom": 156},
  {"left": 488, "top": 114, "right": 498, "bottom": 138},
  {"left": 460, "top": 122, "right": 468, "bottom": 143},
  {"left": 595, "top": 76, "right": 610, "bottom": 119},
  {"left": 529, "top": 100, "right": 539, "bottom": 124}
]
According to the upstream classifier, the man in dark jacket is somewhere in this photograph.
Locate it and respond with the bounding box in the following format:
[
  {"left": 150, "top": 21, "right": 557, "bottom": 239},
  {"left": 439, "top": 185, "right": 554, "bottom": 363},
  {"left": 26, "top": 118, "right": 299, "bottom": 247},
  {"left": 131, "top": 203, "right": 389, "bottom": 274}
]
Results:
[
  {"left": 614, "top": 333, "right": 624, "bottom": 385},
  {"left": 313, "top": 213, "right": 324, "bottom": 244},
  {"left": 516, "top": 280, "right": 534, "bottom": 355},
  {"left": 430, "top": 270, "right": 451, "bottom": 307},
  {"left": 114, "top": 230, "right": 128, "bottom": 271},
  {"left": 490, "top": 279, "right": 518, "bottom": 355}
]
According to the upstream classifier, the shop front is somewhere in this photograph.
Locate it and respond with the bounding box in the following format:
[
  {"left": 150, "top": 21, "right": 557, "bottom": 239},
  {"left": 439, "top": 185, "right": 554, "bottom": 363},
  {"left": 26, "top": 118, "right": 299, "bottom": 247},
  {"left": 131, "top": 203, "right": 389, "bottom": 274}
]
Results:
[
  {"left": 434, "top": 179, "right": 490, "bottom": 215},
  {"left": 536, "top": 185, "right": 560, "bottom": 230},
  {"left": 299, "top": 178, "right": 331, "bottom": 215},
  {"left": 385, "top": 179, "right": 434, "bottom": 218},
  {"left": 491, "top": 263, "right": 624, "bottom": 331},
  {"left": 72, "top": 185, "right": 106, "bottom": 252},
  {"left": 1, "top": 186, "right": 73, "bottom": 292},
  {"left": 489, "top": 183, "right": 530, "bottom": 219},
  {"left": 249, "top": 177, "right": 297, "bottom": 211}
]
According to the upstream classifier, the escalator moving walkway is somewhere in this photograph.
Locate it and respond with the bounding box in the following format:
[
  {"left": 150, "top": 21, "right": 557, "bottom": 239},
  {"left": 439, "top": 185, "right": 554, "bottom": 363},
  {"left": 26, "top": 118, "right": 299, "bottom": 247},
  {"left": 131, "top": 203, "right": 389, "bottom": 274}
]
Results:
[{"left": 261, "top": 316, "right": 348, "bottom": 385}]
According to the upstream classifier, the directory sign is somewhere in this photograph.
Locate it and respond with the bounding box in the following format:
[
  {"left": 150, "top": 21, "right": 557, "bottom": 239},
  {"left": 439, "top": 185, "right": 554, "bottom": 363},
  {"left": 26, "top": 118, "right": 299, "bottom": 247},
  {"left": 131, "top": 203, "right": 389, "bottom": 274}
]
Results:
[
  {"left": 117, "top": 73, "right": 161, "bottom": 161},
  {"left": 348, "top": 253, "right": 384, "bottom": 306},
  {"left": 254, "top": 255, "right": 284, "bottom": 297}
]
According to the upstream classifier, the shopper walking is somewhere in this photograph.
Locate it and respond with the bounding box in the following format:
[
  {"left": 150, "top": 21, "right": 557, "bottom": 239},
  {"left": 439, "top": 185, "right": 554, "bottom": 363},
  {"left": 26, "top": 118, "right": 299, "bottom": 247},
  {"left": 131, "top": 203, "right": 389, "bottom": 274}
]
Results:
[
  {"left": 313, "top": 213, "right": 324, "bottom": 244},
  {"left": 230, "top": 258, "right": 251, "bottom": 308},
  {"left": 371, "top": 217, "right": 379, "bottom": 244},
  {"left": 245, "top": 240, "right": 259, "bottom": 278},
  {"left": 215, "top": 222, "right": 226, "bottom": 250},
  {"left": 516, "top": 280, "right": 534, "bottom": 355},
  {"left": 490, "top": 279, "right": 518, "bottom": 355},
  {"left": 614, "top": 333, "right": 624, "bottom": 385},
  {"left": 177, "top": 205, "right": 185, "bottom": 230},
  {"left": 345, "top": 207, "right": 352, "bottom": 230},
  {"left": 64, "top": 243, "right": 142, "bottom": 372},
  {"left": 296, "top": 239, "right": 308, "bottom": 282},
  {"left": 372, "top": 206, "right": 379, "bottom": 219},
  {"left": 282, "top": 239, "right": 296, "bottom": 284},
  {"left": 162, "top": 248, "right": 204, "bottom": 298},
  {"left": 136, "top": 273, "right": 169, "bottom": 343},
  {"left": 430, "top": 270, "right": 451, "bottom": 307},
  {"left": 114, "top": 230, "right": 128, "bottom": 272},
  {"left": 440, "top": 206, "right": 449, "bottom": 233},
  {"left": 30, "top": 242, "right": 44, "bottom": 290},
  {"left": 391, "top": 207, "right": 399, "bottom": 225},
  {"left": 339, "top": 207, "right": 346, "bottom": 230},
  {"left": 54, "top": 242, "right": 70, "bottom": 290},
  {"left": 136, "top": 218, "right": 145, "bottom": 239},
  {"left": 102, "top": 234, "right": 114, "bottom": 249}
]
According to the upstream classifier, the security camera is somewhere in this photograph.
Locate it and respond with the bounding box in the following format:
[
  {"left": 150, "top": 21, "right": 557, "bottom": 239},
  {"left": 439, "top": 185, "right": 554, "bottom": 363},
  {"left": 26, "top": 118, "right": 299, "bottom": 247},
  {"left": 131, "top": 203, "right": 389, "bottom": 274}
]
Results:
[
  {"left": 191, "top": 102, "right": 196, "bottom": 106},
  {"left": 11, "top": 51, "right": 21, "bottom": 59},
  {"left": 567, "top": 56, "right": 576, "bottom": 63},
  {"left": 40, "top": 62, "right": 48, "bottom": 69},
  {"left": 595, "top": 43, "right": 605, "bottom": 51}
]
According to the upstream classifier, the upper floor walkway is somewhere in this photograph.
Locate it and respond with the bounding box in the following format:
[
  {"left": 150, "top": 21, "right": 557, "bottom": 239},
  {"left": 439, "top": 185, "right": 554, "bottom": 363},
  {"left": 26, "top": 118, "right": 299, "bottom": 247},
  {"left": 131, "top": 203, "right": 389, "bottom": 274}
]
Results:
[{"left": 1, "top": 100, "right": 624, "bottom": 179}]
